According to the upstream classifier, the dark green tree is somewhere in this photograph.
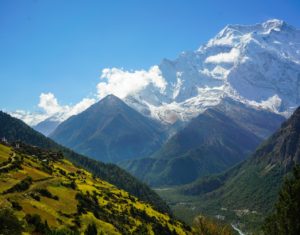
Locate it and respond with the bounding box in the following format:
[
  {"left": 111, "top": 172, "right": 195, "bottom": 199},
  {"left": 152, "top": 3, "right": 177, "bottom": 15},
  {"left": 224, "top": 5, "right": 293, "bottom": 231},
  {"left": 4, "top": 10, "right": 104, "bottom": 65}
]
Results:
[
  {"left": 0, "top": 209, "right": 23, "bottom": 235},
  {"left": 85, "top": 223, "right": 98, "bottom": 235},
  {"left": 263, "top": 165, "right": 300, "bottom": 235}
]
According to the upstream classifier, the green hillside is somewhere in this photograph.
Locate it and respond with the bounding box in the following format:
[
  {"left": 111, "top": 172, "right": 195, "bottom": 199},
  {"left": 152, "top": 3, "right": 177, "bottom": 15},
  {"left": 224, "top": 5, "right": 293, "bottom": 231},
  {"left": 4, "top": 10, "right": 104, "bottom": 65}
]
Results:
[
  {"left": 157, "top": 106, "right": 300, "bottom": 234},
  {"left": 0, "top": 110, "right": 170, "bottom": 215},
  {"left": 0, "top": 143, "right": 191, "bottom": 234},
  {"left": 262, "top": 165, "right": 300, "bottom": 235}
]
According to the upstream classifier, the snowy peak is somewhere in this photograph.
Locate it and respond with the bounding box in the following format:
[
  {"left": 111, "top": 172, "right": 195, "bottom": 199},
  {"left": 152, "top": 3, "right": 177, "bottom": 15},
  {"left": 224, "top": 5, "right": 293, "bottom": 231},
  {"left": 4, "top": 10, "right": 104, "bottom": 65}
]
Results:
[
  {"left": 124, "top": 19, "right": 300, "bottom": 124},
  {"left": 261, "top": 19, "right": 290, "bottom": 31},
  {"left": 213, "top": 19, "right": 293, "bottom": 40},
  {"left": 205, "top": 19, "right": 300, "bottom": 63},
  {"left": 225, "top": 19, "right": 289, "bottom": 34}
]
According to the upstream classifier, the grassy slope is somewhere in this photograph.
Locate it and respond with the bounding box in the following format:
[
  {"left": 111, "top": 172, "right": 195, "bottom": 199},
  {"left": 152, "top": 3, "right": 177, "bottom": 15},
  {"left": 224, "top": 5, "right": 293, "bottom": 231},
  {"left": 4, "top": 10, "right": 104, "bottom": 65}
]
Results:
[
  {"left": 0, "top": 144, "right": 190, "bottom": 234},
  {"left": 0, "top": 111, "right": 170, "bottom": 214}
]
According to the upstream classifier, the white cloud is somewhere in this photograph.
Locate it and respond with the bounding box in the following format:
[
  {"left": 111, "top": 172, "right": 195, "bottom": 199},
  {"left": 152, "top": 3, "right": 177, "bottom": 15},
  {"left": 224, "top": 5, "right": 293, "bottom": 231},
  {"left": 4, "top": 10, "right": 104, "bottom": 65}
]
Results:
[
  {"left": 205, "top": 48, "right": 240, "bottom": 64},
  {"left": 66, "top": 98, "right": 96, "bottom": 118},
  {"left": 10, "top": 93, "right": 96, "bottom": 126},
  {"left": 38, "top": 93, "right": 62, "bottom": 115},
  {"left": 10, "top": 110, "right": 49, "bottom": 127},
  {"left": 10, "top": 66, "right": 166, "bottom": 126},
  {"left": 97, "top": 65, "right": 167, "bottom": 99}
]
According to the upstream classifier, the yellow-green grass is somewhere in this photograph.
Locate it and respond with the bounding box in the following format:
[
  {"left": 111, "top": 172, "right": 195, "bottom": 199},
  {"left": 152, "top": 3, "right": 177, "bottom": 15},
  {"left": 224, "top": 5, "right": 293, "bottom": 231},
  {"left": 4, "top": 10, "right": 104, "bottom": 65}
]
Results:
[
  {"left": 77, "top": 181, "right": 97, "bottom": 193},
  {"left": 0, "top": 177, "right": 19, "bottom": 193},
  {"left": 81, "top": 212, "right": 120, "bottom": 235},
  {"left": 0, "top": 145, "right": 13, "bottom": 164},
  {"left": 0, "top": 144, "right": 12, "bottom": 162},
  {"left": 0, "top": 144, "right": 191, "bottom": 234},
  {"left": 22, "top": 165, "right": 50, "bottom": 181},
  {"left": 22, "top": 199, "right": 59, "bottom": 226},
  {"left": 53, "top": 159, "right": 78, "bottom": 173},
  {"left": 47, "top": 185, "right": 78, "bottom": 214}
]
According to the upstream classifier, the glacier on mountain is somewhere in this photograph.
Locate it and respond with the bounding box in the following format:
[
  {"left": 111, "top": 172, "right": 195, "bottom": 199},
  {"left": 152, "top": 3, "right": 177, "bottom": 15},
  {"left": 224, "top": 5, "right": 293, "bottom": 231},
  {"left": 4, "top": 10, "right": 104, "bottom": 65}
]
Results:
[{"left": 123, "top": 19, "right": 300, "bottom": 123}]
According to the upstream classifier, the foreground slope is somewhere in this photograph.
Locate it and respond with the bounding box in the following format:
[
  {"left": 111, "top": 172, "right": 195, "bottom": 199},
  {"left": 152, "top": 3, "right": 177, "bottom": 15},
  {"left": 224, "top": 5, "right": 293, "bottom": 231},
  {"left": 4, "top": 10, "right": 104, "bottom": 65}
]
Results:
[
  {"left": 51, "top": 95, "right": 166, "bottom": 163},
  {"left": 0, "top": 110, "right": 170, "bottom": 214},
  {"left": 121, "top": 99, "right": 284, "bottom": 186},
  {"left": 0, "top": 143, "right": 190, "bottom": 234}
]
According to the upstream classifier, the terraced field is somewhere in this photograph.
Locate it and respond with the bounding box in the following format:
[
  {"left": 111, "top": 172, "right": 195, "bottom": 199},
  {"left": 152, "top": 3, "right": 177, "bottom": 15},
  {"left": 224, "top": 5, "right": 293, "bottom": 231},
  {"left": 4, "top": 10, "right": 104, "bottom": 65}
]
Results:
[{"left": 0, "top": 143, "right": 191, "bottom": 234}]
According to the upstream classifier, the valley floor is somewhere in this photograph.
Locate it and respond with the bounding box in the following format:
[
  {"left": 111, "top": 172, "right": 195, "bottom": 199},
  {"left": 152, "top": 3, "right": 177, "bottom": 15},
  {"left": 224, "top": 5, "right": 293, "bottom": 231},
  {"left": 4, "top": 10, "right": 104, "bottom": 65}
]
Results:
[{"left": 154, "top": 187, "right": 263, "bottom": 234}]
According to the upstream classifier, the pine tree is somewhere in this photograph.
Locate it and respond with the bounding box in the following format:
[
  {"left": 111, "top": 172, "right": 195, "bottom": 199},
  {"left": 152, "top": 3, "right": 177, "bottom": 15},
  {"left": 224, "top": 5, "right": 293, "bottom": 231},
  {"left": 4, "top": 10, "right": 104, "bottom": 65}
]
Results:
[
  {"left": 263, "top": 165, "right": 300, "bottom": 235},
  {"left": 0, "top": 209, "right": 23, "bottom": 235},
  {"left": 85, "top": 223, "right": 98, "bottom": 235}
]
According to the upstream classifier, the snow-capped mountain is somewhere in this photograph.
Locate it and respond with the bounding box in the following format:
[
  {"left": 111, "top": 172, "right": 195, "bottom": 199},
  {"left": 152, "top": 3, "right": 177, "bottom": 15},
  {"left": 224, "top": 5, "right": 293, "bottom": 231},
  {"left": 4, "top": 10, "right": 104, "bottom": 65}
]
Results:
[{"left": 124, "top": 19, "right": 300, "bottom": 124}]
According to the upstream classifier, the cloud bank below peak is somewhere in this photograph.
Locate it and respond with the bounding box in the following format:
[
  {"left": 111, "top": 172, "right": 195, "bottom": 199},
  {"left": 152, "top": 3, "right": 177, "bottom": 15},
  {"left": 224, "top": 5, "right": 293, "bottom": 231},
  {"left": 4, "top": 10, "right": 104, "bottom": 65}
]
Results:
[{"left": 10, "top": 66, "right": 166, "bottom": 126}]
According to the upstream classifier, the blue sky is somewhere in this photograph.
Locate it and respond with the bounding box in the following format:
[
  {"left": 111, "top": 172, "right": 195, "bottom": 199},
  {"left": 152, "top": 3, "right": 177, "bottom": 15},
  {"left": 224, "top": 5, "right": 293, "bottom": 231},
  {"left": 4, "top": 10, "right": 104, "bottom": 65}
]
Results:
[{"left": 1, "top": 0, "right": 300, "bottom": 113}]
